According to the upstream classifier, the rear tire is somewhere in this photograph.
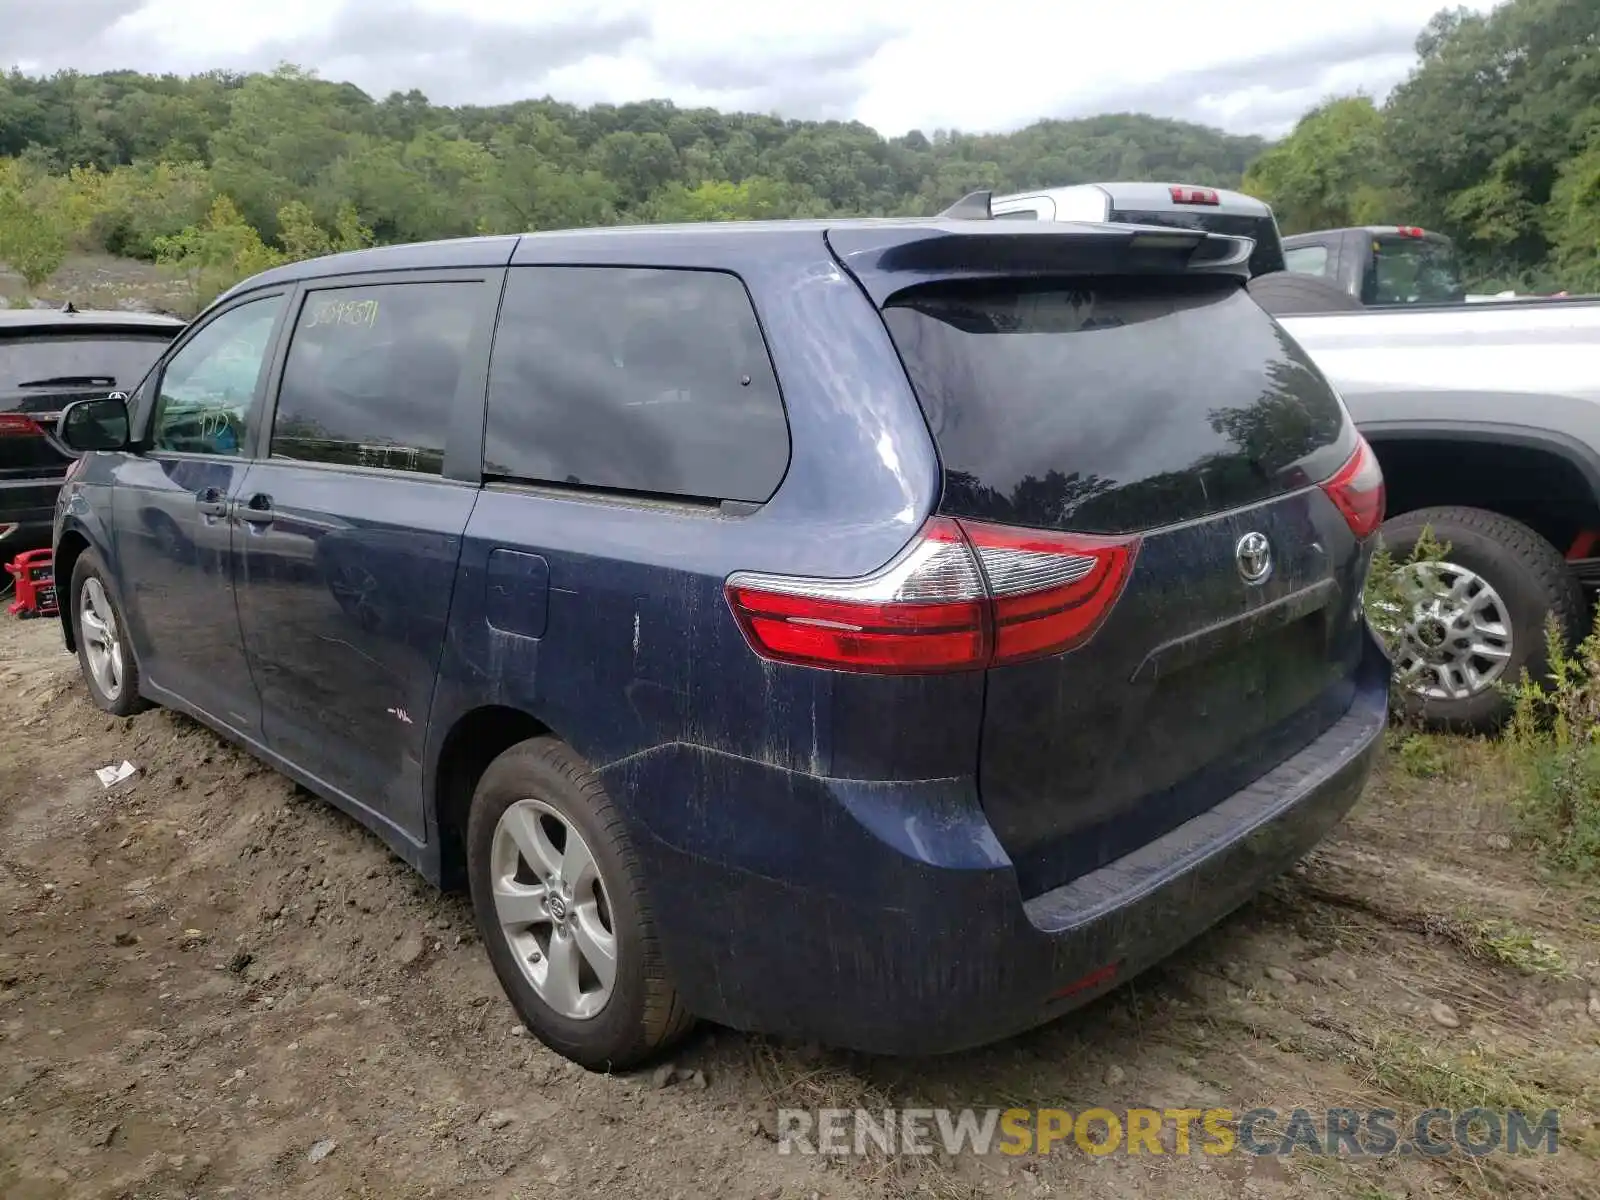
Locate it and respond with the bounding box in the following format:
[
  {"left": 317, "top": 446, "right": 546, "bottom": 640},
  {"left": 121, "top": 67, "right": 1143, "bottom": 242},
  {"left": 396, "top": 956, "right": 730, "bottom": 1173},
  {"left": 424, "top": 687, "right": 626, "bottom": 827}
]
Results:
[
  {"left": 466, "top": 736, "right": 692, "bottom": 1071},
  {"left": 1380, "top": 506, "right": 1585, "bottom": 732}
]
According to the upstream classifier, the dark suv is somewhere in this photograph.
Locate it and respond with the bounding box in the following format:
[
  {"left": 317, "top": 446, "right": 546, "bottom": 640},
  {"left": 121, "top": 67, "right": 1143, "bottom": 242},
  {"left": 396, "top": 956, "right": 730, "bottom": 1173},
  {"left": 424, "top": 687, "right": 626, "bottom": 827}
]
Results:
[
  {"left": 51, "top": 212, "right": 1389, "bottom": 1069},
  {"left": 1, "top": 308, "right": 183, "bottom": 554}
]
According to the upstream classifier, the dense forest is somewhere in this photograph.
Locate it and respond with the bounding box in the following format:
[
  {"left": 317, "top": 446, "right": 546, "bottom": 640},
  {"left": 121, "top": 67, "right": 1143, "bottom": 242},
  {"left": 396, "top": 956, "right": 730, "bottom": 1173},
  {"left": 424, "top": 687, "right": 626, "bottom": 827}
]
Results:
[
  {"left": 1246, "top": 0, "right": 1600, "bottom": 293},
  {"left": 0, "top": 0, "right": 1595, "bottom": 309}
]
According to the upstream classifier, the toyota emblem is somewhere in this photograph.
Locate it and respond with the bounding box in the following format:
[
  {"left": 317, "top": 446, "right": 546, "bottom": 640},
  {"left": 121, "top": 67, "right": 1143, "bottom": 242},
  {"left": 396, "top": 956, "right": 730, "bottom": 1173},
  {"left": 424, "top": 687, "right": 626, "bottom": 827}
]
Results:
[{"left": 1235, "top": 531, "right": 1272, "bottom": 585}]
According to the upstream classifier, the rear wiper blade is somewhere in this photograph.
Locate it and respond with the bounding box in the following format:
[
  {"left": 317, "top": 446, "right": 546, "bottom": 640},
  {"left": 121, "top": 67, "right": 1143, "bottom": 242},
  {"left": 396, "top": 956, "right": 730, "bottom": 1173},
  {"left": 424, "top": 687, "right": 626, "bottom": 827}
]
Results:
[{"left": 15, "top": 375, "right": 117, "bottom": 388}]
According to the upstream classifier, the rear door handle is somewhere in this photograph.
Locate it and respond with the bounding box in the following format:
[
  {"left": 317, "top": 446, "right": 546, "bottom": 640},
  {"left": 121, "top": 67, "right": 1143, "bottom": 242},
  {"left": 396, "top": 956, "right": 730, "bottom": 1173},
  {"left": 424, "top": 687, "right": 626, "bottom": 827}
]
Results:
[
  {"left": 196, "top": 488, "right": 228, "bottom": 518},
  {"left": 234, "top": 494, "right": 275, "bottom": 525}
]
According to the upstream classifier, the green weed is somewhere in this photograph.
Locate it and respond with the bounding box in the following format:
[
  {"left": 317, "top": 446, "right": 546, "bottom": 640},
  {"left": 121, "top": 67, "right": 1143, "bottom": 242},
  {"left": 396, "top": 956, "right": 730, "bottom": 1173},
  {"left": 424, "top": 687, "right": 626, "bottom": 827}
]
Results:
[{"left": 1502, "top": 613, "right": 1600, "bottom": 878}]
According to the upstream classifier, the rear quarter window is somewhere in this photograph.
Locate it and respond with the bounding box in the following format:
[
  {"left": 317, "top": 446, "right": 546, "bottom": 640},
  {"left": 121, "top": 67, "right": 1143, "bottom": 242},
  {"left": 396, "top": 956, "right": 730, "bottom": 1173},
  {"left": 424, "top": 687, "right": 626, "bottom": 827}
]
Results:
[
  {"left": 882, "top": 276, "right": 1355, "bottom": 535},
  {"left": 483, "top": 266, "right": 790, "bottom": 503}
]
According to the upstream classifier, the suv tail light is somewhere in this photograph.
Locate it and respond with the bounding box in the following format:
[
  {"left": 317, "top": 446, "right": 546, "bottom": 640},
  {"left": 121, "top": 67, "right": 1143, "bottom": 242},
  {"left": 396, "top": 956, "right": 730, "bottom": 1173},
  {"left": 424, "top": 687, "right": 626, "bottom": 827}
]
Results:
[
  {"left": 1320, "top": 435, "right": 1385, "bottom": 539},
  {"left": 0, "top": 413, "right": 43, "bottom": 437},
  {"left": 725, "top": 518, "right": 1140, "bottom": 674}
]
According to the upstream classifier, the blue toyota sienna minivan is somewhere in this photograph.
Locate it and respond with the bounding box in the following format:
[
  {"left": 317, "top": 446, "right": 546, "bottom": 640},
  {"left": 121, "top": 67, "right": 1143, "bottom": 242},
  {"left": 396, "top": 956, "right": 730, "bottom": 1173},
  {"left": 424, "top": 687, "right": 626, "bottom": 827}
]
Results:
[{"left": 51, "top": 204, "right": 1389, "bottom": 1069}]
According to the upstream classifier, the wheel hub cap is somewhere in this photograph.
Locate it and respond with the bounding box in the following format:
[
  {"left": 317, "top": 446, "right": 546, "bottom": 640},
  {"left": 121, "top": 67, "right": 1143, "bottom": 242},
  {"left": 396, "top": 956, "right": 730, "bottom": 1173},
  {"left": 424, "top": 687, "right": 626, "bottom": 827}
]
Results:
[
  {"left": 488, "top": 798, "right": 617, "bottom": 1021},
  {"left": 1386, "top": 560, "right": 1513, "bottom": 702},
  {"left": 79, "top": 578, "right": 124, "bottom": 701}
]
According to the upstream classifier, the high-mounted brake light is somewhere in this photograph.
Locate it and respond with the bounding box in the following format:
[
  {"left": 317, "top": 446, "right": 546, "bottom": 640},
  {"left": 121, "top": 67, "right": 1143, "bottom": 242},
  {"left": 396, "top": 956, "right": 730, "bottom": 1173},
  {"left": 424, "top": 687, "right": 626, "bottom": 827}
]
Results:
[
  {"left": 0, "top": 413, "right": 43, "bottom": 438},
  {"left": 1394, "top": 226, "right": 1425, "bottom": 238},
  {"left": 725, "top": 518, "right": 1140, "bottom": 674},
  {"left": 1170, "top": 186, "right": 1220, "bottom": 206},
  {"left": 1320, "top": 435, "right": 1385, "bottom": 539}
]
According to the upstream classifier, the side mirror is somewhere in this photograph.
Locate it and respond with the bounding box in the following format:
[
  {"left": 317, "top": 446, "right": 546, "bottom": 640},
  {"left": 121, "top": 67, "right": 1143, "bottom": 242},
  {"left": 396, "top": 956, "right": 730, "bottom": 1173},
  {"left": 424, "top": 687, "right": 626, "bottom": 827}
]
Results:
[{"left": 57, "top": 394, "right": 131, "bottom": 453}]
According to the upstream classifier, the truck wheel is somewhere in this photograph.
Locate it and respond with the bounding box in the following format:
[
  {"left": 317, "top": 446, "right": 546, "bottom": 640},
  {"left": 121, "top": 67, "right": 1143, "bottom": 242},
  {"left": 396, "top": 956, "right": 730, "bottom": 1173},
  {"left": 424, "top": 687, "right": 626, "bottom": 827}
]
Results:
[
  {"left": 465, "top": 736, "right": 693, "bottom": 1071},
  {"left": 1379, "top": 507, "right": 1585, "bottom": 732}
]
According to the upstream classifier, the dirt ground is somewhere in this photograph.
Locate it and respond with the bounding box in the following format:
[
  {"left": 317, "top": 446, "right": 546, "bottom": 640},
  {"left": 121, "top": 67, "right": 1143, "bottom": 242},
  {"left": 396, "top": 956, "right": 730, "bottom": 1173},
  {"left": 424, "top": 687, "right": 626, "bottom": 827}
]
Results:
[
  {"left": 2, "top": 254, "right": 195, "bottom": 315},
  {"left": 2, "top": 611, "right": 1598, "bottom": 1200}
]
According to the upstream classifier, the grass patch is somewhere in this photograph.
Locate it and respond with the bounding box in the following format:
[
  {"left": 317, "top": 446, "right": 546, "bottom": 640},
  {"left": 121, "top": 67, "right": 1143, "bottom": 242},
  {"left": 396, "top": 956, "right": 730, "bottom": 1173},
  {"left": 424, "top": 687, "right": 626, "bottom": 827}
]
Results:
[
  {"left": 1463, "top": 919, "right": 1571, "bottom": 977},
  {"left": 1503, "top": 616, "right": 1600, "bottom": 879},
  {"left": 1365, "top": 1033, "right": 1556, "bottom": 1121},
  {"left": 1392, "top": 731, "right": 1451, "bottom": 779}
]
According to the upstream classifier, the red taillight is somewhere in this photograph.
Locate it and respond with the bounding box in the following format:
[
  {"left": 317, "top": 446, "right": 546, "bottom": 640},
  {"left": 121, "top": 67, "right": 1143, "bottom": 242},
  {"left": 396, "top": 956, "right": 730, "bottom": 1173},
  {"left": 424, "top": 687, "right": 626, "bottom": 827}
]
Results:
[
  {"left": 0, "top": 413, "right": 43, "bottom": 437},
  {"left": 1170, "top": 186, "right": 1220, "bottom": 206},
  {"left": 725, "top": 517, "right": 1140, "bottom": 675},
  {"left": 962, "top": 520, "right": 1138, "bottom": 665},
  {"left": 1320, "top": 436, "right": 1385, "bottom": 539},
  {"left": 1395, "top": 226, "right": 1425, "bottom": 238}
]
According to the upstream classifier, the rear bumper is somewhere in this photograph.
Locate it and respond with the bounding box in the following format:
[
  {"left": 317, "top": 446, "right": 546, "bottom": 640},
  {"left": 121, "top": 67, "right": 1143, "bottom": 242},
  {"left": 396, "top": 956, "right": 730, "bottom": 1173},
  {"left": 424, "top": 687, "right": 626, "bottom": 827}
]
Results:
[{"left": 605, "top": 631, "right": 1389, "bottom": 1055}]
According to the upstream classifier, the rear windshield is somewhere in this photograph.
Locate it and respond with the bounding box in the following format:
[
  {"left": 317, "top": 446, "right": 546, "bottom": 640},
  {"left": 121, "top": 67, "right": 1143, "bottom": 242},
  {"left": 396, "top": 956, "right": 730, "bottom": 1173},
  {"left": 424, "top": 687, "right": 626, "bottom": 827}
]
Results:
[
  {"left": 1110, "top": 208, "right": 1287, "bottom": 277},
  {"left": 0, "top": 334, "right": 172, "bottom": 394},
  {"left": 883, "top": 276, "right": 1355, "bottom": 535},
  {"left": 1364, "top": 236, "right": 1463, "bottom": 305}
]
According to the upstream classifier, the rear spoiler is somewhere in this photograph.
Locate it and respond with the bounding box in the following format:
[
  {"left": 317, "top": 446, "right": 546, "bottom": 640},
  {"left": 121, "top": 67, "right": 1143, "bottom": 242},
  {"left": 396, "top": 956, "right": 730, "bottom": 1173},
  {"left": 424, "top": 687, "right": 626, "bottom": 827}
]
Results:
[
  {"left": 940, "top": 189, "right": 996, "bottom": 220},
  {"left": 828, "top": 195, "right": 1256, "bottom": 305}
]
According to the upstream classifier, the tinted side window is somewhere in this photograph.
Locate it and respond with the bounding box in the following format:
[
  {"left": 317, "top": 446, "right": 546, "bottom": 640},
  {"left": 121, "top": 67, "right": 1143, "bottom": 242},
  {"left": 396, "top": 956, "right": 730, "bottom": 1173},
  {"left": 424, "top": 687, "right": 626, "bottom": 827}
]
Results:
[
  {"left": 484, "top": 267, "right": 789, "bottom": 503},
  {"left": 153, "top": 295, "right": 283, "bottom": 456},
  {"left": 1284, "top": 245, "right": 1330, "bottom": 277},
  {"left": 272, "top": 281, "right": 480, "bottom": 476}
]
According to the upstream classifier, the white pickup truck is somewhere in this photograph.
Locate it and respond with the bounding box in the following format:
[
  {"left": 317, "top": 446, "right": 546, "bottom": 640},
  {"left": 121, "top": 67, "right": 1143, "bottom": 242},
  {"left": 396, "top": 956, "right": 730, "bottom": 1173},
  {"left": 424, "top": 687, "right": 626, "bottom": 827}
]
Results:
[{"left": 984, "top": 182, "right": 1600, "bottom": 730}]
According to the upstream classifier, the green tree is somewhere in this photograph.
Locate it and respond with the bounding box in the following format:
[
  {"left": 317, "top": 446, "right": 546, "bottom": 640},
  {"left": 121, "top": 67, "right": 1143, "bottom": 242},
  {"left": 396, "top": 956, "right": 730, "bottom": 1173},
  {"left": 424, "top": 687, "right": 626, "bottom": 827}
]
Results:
[
  {"left": 1547, "top": 132, "right": 1600, "bottom": 293},
  {"left": 0, "top": 186, "right": 68, "bottom": 288},
  {"left": 1241, "top": 97, "right": 1402, "bottom": 232},
  {"left": 1385, "top": 0, "right": 1600, "bottom": 273},
  {"left": 276, "top": 198, "right": 374, "bottom": 260},
  {"left": 209, "top": 65, "right": 366, "bottom": 237},
  {"left": 638, "top": 176, "right": 823, "bottom": 222},
  {"left": 153, "top": 195, "right": 284, "bottom": 312}
]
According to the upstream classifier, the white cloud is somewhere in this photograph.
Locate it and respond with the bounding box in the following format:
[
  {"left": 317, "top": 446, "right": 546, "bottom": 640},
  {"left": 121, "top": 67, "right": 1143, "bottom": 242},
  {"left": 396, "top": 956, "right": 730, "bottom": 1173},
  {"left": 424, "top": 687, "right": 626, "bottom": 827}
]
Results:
[{"left": 6, "top": 0, "right": 1503, "bottom": 136}]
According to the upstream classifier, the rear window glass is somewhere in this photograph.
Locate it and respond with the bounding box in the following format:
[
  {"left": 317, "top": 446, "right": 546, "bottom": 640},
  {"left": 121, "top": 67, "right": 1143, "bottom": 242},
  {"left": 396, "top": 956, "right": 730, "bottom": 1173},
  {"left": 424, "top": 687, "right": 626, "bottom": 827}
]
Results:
[
  {"left": 1284, "top": 245, "right": 1330, "bottom": 277},
  {"left": 484, "top": 266, "right": 789, "bottom": 503},
  {"left": 1366, "top": 237, "right": 1463, "bottom": 305},
  {"left": 882, "top": 277, "right": 1354, "bottom": 535},
  {"left": 0, "top": 334, "right": 173, "bottom": 393}
]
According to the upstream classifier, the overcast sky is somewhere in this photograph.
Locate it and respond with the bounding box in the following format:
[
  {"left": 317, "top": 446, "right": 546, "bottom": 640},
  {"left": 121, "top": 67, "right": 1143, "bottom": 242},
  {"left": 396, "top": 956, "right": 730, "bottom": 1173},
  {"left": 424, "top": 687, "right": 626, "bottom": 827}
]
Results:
[{"left": 6, "top": 0, "right": 1501, "bottom": 138}]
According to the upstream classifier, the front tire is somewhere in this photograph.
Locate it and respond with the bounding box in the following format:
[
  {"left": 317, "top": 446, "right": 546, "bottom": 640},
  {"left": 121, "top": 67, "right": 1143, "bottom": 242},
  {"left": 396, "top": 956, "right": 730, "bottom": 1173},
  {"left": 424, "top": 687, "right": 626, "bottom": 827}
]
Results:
[
  {"left": 466, "top": 737, "right": 692, "bottom": 1071},
  {"left": 70, "top": 550, "right": 152, "bottom": 717},
  {"left": 1380, "top": 506, "right": 1585, "bottom": 731}
]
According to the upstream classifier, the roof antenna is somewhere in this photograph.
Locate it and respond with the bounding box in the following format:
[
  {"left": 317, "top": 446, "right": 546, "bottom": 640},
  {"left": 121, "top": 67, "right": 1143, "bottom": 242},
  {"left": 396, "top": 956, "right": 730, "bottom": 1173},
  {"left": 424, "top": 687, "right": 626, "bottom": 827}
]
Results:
[
  {"left": 60, "top": 301, "right": 78, "bottom": 314},
  {"left": 939, "top": 190, "right": 993, "bottom": 220}
]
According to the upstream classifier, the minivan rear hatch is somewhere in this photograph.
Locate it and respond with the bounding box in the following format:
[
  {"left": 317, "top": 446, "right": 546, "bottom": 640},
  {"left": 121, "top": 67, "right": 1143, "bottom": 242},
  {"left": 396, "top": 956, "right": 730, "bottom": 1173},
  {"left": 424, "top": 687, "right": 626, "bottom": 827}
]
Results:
[{"left": 829, "top": 223, "right": 1376, "bottom": 897}]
